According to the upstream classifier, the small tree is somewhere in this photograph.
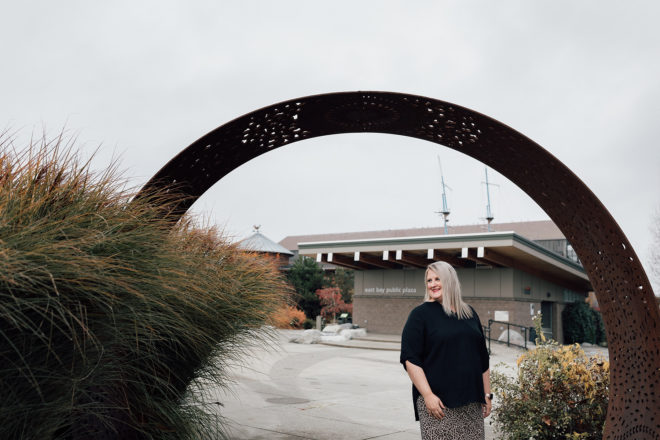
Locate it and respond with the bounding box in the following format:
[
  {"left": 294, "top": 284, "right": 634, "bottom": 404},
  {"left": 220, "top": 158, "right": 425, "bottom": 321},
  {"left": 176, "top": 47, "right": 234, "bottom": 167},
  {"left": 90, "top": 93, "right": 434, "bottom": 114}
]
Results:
[
  {"left": 316, "top": 287, "right": 353, "bottom": 323},
  {"left": 331, "top": 268, "right": 354, "bottom": 304},
  {"left": 286, "top": 256, "right": 326, "bottom": 319}
]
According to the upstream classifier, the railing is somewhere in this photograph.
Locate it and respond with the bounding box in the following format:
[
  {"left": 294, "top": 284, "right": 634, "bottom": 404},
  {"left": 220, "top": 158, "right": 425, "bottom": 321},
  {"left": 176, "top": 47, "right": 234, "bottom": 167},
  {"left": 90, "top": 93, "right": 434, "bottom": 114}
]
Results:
[{"left": 486, "top": 319, "right": 531, "bottom": 352}]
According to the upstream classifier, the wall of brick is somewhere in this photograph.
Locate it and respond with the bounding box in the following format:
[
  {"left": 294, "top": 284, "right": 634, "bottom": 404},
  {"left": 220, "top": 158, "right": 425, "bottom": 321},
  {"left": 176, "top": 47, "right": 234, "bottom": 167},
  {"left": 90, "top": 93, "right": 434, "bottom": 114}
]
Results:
[
  {"left": 353, "top": 267, "right": 574, "bottom": 340},
  {"left": 353, "top": 297, "right": 421, "bottom": 335},
  {"left": 354, "top": 296, "right": 568, "bottom": 341}
]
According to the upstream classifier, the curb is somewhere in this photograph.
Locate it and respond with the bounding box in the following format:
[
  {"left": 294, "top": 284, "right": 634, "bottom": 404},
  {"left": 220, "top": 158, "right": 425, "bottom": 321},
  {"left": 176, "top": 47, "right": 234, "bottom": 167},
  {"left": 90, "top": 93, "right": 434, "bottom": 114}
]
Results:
[{"left": 318, "top": 341, "right": 400, "bottom": 351}]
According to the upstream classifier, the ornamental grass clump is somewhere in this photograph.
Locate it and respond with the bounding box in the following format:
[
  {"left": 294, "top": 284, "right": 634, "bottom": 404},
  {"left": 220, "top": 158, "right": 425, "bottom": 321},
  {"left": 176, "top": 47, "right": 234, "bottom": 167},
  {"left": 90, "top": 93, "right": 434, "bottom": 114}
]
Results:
[
  {"left": 0, "top": 136, "right": 289, "bottom": 439},
  {"left": 491, "top": 315, "right": 609, "bottom": 440}
]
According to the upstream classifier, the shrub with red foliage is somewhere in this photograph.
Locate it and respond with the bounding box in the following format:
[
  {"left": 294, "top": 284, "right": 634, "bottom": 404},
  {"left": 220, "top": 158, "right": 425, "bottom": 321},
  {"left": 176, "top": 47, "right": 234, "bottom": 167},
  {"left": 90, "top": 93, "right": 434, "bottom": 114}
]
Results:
[{"left": 316, "top": 287, "right": 352, "bottom": 322}]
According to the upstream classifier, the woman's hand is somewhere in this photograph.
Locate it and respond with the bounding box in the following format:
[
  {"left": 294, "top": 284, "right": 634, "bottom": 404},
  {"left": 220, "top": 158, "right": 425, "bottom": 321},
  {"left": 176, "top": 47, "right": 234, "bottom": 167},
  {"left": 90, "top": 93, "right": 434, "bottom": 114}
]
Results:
[
  {"left": 482, "top": 369, "right": 492, "bottom": 418},
  {"left": 423, "top": 393, "right": 446, "bottom": 419},
  {"left": 403, "top": 362, "right": 447, "bottom": 420},
  {"left": 482, "top": 398, "right": 492, "bottom": 418}
]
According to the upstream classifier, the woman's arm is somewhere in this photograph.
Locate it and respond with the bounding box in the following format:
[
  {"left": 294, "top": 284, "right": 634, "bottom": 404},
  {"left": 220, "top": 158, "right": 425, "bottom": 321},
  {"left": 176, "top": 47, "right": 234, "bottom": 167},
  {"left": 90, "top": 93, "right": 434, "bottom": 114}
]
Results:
[
  {"left": 482, "top": 368, "right": 492, "bottom": 417},
  {"left": 405, "top": 360, "right": 446, "bottom": 419}
]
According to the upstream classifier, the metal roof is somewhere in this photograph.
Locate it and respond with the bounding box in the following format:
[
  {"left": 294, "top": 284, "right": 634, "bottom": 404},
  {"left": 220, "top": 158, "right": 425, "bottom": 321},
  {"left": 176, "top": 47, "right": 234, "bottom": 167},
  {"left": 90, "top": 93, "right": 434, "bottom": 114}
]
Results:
[
  {"left": 279, "top": 220, "right": 564, "bottom": 252},
  {"left": 238, "top": 231, "right": 294, "bottom": 256},
  {"left": 297, "top": 231, "right": 591, "bottom": 292}
]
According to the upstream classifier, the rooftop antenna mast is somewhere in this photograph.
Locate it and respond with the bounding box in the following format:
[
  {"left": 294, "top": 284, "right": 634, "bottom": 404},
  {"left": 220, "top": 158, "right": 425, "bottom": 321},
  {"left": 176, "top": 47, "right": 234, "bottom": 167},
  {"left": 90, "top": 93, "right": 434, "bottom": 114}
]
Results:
[
  {"left": 435, "top": 156, "right": 451, "bottom": 234},
  {"left": 482, "top": 167, "right": 498, "bottom": 232}
]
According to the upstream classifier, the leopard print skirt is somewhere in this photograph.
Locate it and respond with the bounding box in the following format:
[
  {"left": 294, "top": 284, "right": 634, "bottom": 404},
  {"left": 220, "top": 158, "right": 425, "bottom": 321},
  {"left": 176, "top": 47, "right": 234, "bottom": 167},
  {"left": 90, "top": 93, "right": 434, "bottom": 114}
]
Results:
[{"left": 416, "top": 395, "right": 484, "bottom": 440}]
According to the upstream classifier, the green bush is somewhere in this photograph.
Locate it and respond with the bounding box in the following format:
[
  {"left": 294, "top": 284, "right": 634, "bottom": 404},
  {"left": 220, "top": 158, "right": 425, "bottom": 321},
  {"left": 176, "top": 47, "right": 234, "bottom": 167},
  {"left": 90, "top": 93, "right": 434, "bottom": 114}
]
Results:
[
  {"left": 562, "top": 301, "right": 597, "bottom": 344},
  {"left": 286, "top": 257, "right": 325, "bottom": 319},
  {"left": 303, "top": 319, "right": 315, "bottom": 329},
  {"left": 592, "top": 309, "right": 607, "bottom": 345},
  {"left": 0, "top": 138, "right": 288, "bottom": 439},
  {"left": 491, "top": 315, "right": 609, "bottom": 439}
]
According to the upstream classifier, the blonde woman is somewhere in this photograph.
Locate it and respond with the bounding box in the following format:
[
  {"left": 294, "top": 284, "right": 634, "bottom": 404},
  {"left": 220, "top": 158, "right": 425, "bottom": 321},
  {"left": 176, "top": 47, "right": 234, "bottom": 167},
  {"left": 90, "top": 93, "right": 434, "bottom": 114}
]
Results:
[{"left": 400, "top": 261, "right": 491, "bottom": 439}]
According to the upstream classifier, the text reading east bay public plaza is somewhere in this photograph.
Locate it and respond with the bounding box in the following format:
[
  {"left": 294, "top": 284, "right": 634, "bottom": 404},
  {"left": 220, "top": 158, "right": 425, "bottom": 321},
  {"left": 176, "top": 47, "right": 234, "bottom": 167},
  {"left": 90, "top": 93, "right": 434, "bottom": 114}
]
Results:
[{"left": 363, "top": 287, "right": 417, "bottom": 294}]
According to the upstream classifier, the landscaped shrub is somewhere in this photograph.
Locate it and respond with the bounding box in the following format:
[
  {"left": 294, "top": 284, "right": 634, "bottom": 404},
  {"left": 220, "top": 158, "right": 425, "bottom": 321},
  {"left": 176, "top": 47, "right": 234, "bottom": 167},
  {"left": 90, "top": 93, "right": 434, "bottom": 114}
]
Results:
[
  {"left": 562, "top": 300, "right": 597, "bottom": 344},
  {"left": 316, "top": 287, "right": 352, "bottom": 323},
  {"left": 491, "top": 315, "right": 609, "bottom": 439},
  {"left": 0, "top": 137, "right": 288, "bottom": 439},
  {"left": 272, "top": 305, "right": 307, "bottom": 329},
  {"left": 592, "top": 308, "right": 607, "bottom": 345}
]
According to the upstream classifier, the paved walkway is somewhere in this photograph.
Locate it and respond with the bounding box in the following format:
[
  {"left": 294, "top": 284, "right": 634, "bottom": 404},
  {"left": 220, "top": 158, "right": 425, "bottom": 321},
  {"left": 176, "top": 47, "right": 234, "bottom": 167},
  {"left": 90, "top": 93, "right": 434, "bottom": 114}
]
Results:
[{"left": 205, "top": 330, "right": 607, "bottom": 439}]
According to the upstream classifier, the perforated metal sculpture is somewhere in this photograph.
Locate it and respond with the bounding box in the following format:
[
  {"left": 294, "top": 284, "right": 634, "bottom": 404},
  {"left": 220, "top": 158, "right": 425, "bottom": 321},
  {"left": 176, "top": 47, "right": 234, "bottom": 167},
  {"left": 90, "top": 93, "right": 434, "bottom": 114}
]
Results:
[{"left": 140, "top": 91, "right": 660, "bottom": 439}]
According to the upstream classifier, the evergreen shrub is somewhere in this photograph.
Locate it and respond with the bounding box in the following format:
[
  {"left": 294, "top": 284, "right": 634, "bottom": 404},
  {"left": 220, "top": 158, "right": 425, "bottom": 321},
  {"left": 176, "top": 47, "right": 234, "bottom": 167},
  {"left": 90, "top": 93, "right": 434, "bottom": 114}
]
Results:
[
  {"left": 0, "top": 138, "right": 288, "bottom": 439},
  {"left": 562, "top": 301, "right": 597, "bottom": 344},
  {"left": 592, "top": 309, "right": 607, "bottom": 345}
]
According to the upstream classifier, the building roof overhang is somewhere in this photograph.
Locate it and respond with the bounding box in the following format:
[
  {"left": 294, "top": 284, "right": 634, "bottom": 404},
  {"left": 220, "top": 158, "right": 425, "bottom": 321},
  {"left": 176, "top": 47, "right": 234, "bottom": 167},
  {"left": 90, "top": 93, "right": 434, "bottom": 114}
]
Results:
[{"left": 298, "top": 231, "right": 591, "bottom": 292}]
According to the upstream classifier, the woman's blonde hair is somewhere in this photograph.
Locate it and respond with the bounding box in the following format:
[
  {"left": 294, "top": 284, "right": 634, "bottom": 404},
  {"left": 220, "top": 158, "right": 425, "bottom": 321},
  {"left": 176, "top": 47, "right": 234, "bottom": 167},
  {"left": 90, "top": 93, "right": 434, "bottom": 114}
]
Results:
[{"left": 424, "top": 261, "right": 473, "bottom": 319}]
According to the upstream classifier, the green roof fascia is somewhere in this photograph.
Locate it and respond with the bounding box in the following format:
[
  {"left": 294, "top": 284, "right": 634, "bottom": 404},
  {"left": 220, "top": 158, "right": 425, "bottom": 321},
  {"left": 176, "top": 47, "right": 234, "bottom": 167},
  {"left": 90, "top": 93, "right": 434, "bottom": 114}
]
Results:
[{"left": 298, "top": 231, "right": 515, "bottom": 250}]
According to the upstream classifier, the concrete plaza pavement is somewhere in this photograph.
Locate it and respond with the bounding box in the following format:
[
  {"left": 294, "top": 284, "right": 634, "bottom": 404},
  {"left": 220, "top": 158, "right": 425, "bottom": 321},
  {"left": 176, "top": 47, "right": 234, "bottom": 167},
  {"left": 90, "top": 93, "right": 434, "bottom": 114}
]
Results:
[{"left": 204, "top": 330, "right": 562, "bottom": 439}]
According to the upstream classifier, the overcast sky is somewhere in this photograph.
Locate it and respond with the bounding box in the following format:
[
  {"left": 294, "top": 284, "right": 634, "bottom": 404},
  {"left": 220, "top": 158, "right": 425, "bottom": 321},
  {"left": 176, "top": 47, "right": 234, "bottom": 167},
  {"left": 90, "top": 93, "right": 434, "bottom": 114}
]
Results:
[{"left": 2, "top": 1, "right": 659, "bottom": 289}]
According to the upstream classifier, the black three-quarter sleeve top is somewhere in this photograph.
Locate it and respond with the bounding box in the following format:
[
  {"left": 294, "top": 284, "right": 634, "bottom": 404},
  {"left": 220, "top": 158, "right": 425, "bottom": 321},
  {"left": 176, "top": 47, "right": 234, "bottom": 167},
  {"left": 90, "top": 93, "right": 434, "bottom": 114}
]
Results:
[{"left": 400, "top": 301, "right": 489, "bottom": 421}]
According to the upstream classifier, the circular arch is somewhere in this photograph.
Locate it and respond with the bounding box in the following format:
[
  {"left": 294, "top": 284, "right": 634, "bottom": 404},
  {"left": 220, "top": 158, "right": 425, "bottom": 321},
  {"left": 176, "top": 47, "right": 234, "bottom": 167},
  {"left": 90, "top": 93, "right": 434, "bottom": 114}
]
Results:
[{"left": 140, "top": 91, "right": 659, "bottom": 439}]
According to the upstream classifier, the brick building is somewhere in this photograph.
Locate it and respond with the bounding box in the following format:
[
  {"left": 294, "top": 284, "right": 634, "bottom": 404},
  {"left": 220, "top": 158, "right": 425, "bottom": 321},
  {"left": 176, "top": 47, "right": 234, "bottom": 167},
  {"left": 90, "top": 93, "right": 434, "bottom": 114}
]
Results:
[{"left": 280, "top": 221, "right": 590, "bottom": 341}]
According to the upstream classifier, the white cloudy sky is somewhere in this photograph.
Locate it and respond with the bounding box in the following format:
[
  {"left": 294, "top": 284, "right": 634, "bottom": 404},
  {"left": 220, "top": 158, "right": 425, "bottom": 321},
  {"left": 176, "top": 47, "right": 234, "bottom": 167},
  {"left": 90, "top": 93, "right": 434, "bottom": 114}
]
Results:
[{"left": 2, "top": 1, "right": 659, "bottom": 287}]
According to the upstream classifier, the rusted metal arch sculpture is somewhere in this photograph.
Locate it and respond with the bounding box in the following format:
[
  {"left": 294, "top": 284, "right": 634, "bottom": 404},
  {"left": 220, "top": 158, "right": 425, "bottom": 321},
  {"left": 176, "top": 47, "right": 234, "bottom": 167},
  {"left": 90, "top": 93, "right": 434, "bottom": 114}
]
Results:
[{"left": 140, "top": 91, "right": 659, "bottom": 439}]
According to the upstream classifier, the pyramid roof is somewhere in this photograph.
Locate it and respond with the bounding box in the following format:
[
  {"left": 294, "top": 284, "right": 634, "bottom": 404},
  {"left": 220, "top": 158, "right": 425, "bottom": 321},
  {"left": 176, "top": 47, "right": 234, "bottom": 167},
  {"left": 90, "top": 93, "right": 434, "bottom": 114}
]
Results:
[{"left": 238, "top": 231, "right": 294, "bottom": 256}]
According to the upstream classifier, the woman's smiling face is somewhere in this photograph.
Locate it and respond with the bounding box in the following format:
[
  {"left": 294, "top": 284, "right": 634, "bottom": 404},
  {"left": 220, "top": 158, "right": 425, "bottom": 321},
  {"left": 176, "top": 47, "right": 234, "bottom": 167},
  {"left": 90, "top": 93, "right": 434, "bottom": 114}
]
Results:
[{"left": 426, "top": 269, "right": 442, "bottom": 302}]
